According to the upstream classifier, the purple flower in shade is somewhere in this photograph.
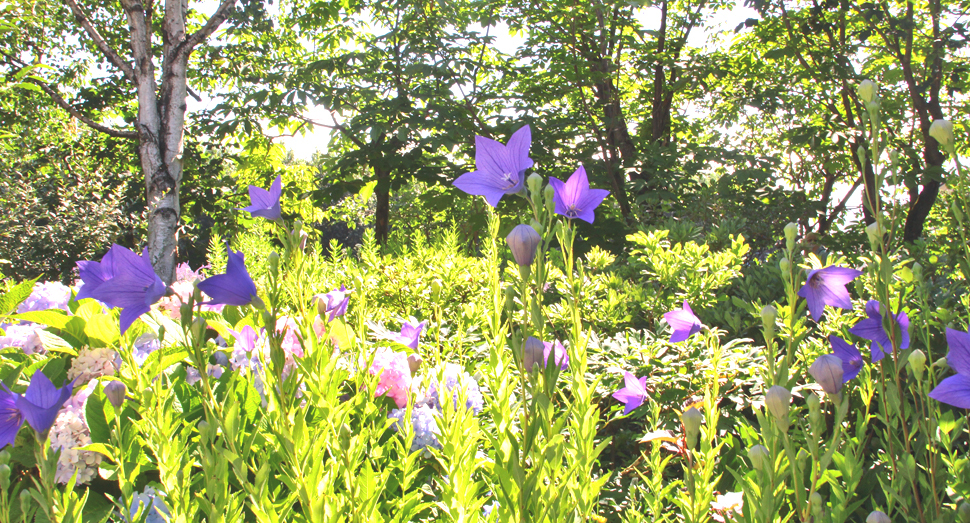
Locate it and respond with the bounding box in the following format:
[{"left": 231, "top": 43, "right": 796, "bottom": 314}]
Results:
[
  {"left": 612, "top": 372, "right": 648, "bottom": 415},
  {"left": 548, "top": 165, "right": 610, "bottom": 224},
  {"left": 314, "top": 285, "right": 351, "bottom": 323},
  {"left": 197, "top": 248, "right": 260, "bottom": 307},
  {"left": 848, "top": 300, "right": 910, "bottom": 362},
  {"left": 797, "top": 266, "right": 863, "bottom": 322},
  {"left": 829, "top": 335, "right": 864, "bottom": 383},
  {"left": 82, "top": 245, "right": 168, "bottom": 334},
  {"left": 0, "top": 387, "right": 23, "bottom": 448},
  {"left": 392, "top": 321, "right": 427, "bottom": 350},
  {"left": 663, "top": 301, "right": 702, "bottom": 343},
  {"left": 452, "top": 125, "right": 534, "bottom": 207},
  {"left": 929, "top": 329, "right": 970, "bottom": 408},
  {"left": 241, "top": 175, "right": 283, "bottom": 221},
  {"left": 12, "top": 371, "right": 73, "bottom": 435}
]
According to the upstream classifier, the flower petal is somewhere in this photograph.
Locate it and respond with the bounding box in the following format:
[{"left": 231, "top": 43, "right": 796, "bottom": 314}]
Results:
[
  {"left": 946, "top": 328, "right": 970, "bottom": 376},
  {"left": 929, "top": 374, "right": 970, "bottom": 409},
  {"left": 453, "top": 170, "right": 509, "bottom": 207}
]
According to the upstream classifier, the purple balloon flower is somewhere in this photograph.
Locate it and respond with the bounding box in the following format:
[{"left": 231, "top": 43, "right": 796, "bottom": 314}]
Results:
[
  {"left": 241, "top": 175, "right": 283, "bottom": 221},
  {"left": 523, "top": 336, "right": 569, "bottom": 371},
  {"left": 80, "top": 245, "right": 168, "bottom": 334},
  {"left": 797, "top": 265, "right": 863, "bottom": 322},
  {"left": 549, "top": 165, "right": 611, "bottom": 224},
  {"left": 663, "top": 300, "right": 702, "bottom": 343},
  {"left": 848, "top": 300, "right": 910, "bottom": 362},
  {"left": 929, "top": 329, "right": 970, "bottom": 408},
  {"left": 452, "top": 125, "right": 534, "bottom": 207},
  {"left": 829, "top": 335, "right": 864, "bottom": 383},
  {"left": 0, "top": 387, "right": 23, "bottom": 448},
  {"left": 393, "top": 321, "right": 427, "bottom": 350},
  {"left": 197, "top": 248, "right": 260, "bottom": 307},
  {"left": 314, "top": 285, "right": 351, "bottom": 323},
  {"left": 613, "top": 371, "right": 648, "bottom": 415},
  {"left": 11, "top": 371, "right": 73, "bottom": 436}
]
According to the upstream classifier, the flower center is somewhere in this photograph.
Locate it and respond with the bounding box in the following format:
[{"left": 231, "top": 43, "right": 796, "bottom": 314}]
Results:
[
  {"left": 500, "top": 172, "right": 517, "bottom": 190},
  {"left": 566, "top": 204, "right": 580, "bottom": 218}
]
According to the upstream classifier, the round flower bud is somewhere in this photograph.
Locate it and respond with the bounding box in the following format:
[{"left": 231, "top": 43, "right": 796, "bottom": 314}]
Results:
[
  {"left": 104, "top": 380, "right": 127, "bottom": 410},
  {"left": 810, "top": 354, "right": 845, "bottom": 395},
  {"left": 761, "top": 305, "right": 777, "bottom": 334},
  {"left": 865, "top": 98, "right": 881, "bottom": 114},
  {"left": 929, "top": 119, "right": 954, "bottom": 150},
  {"left": 806, "top": 392, "right": 821, "bottom": 428},
  {"left": 506, "top": 224, "right": 541, "bottom": 267},
  {"left": 0, "top": 464, "right": 9, "bottom": 484},
  {"left": 866, "top": 510, "right": 891, "bottom": 523},
  {"left": 681, "top": 407, "right": 703, "bottom": 448},
  {"left": 529, "top": 219, "right": 544, "bottom": 235},
  {"left": 522, "top": 336, "right": 545, "bottom": 372},
  {"left": 810, "top": 492, "right": 823, "bottom": 517},
  {"left": 543, "top": 184, "right": 556, "bottom": 213},
  {"left": 765, "top": 386, "right": 792, "bottom": 422},
  {"left": 866, "top": 221, "right": 886, "bottom": 246},
  {"left": 407, "top": 353, "right": 423, "bottom": 375},
  {"left": 779, "top": 258, "right": 790, "bottom": 274},
  {"left": 267, "top": 251, "right": 280, "bottom": 279},
  {"left": 858, "top": 80, "right": 877, "bottom": 103},
  {"left": 908, "top": 349, "right": 926, "bottom": 380},
  {"left": 748, "top": 444, "right": 769, "bottom": 471},
  {"left": 0, "top": 450, "right": 9, "bottom": 465},
  {"left": 958, "top": 501, "right": 970, "bottom": 523},
  {"left": 527, "top": 172, "right": 544, "bottom": 197},
  {"left": 784, "top": 222, "right": 798, "bottom": 251}
]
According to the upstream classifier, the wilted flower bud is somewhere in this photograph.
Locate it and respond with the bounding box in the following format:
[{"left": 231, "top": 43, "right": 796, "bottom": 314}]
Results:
[
  {"left": 810, "top": 492, "right": 823, "bottom": 517},
  {"left": 681, "top": 407, "right": 703, "bottom": 448},
  {"left": 858, "top": 80, "right": 877, "bottom": 103},
  {"left": 866, "top": 510, "right": 891, "bottom": 523},
  {"left": 527, "top": 172, "right": 544, "bottom": 197},
  {"left": 522, "top": 336, "right": 545, "bottom": 371},
  {"left": 104, "top": 380, "right": 126, "bottom": 410},
  {"left": 765, "top": 386, "right": 792, "bottom": 422},
  {"left": 810, "top": 354, "right": 844, "bottom": 395},
  {"left": 506, "top": 224, "right": 541, "bottom": 267},
  {"left": 748, "top": 444, "right": 769, "bottom": 471},
  {"left": 908, "top": 349, "right": 926, "bottom": 380},
  {"left": 784, "top": 222, "right": 798, "bottom": 251},
  {"left": 930, "top": 119, "right": 954, "bottom": 151},
  {"left": 958, "top": 501, "right": 970, "bottom": 523},
  {"left": 407, "top": 353, "right": 423, "bottom": 375}
]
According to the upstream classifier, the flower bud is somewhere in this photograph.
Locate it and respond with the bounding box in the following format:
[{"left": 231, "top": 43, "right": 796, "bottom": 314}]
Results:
[
  {"left": 810, "top": 492, "right": 823, "bottom": 518},
  {"left": 267, "top": 251, "right": 280, "bottom": 279},
  {"left": 779, "top": 258, "right": 790, "bottom": 274},
  {"left": 0, "top": 449, "right": 9, "bottom": 465},
  {"left": 958, "top": 501, "right": 970, "bottom": 523},
  {"left": 506, "top": 224, "right": 541, "bottom": 267},
  {"left": 858, "top": 80, "right": 877, "bottom": 103},
  {"left": 527, "top": 172, "right": 544, "bottom": 197},
  {"left": 765, "top": 386, "right": 791, "bottom": 422},
  {"left": 810, "top": 354, "right": 844, "bottom": 395},
  {"left": 0, "top": 464, "right": 9, "bottom": 485},
  {"left": 529, "top": 219, "right": 544, "bottom": 235},
  {"left": 908, "top": 349, "right": 926, "bottom": 380},
  {"left": 865, "top": 99, "right": 881, "bottom": 114},
  {"left": 543, "top": 184, "right": 556, "bottom": 213},
  {"left": 761, "top": 305, "right": 777, "bottom": 334},
  {"left": 681, "top": 407, "right": 703, "bottom": 448},
  {"left": 104, "top": 380, "right": 126, "bottom": 410},
  {"left": 191, "top": 316, "right": 207, "bottom": 343},
  {"left": 522, "top": 336, "right": 545, "bottom": 372},
  {"left": 929, "top": 119, "right": 954, "bottom": 151},
  {"left": 748, "top": 444, "right": 769, "bottom": 471},
  {"left": 784, "top": 222, "right": 798, "bottom": 251},
  {"left": 407, "top": 353, "right": 423, "bottom": 375},
  {"left": 866, "top": 510, "right": 890, "bottom": 523},
  {"left": 866, "top": 221, "right": 886, "bottom": 247},
  {"left": 807, "top": 392, "right": 822, "bottom": 428},
  {"left": 913, "top": 262, "right": 923, "bottom": 281}
]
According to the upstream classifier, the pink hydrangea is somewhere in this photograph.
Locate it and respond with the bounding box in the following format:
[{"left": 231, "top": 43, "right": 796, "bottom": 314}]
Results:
[
  {"left": 155, "top": 263, "right": 225, "bottom": 318},
  {"left": 50, "top": 381, "right": 101, "bottom": 484},
  {"left": 68, "top": 348, "right": 121, "bottom": 386},
  {"left": 369, "top": 347, "right": 412, "bottom": 408}
]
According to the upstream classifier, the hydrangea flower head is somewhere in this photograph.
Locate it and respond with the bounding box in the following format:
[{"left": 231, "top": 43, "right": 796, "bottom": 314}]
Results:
[
  {"left": 241, "top": 175, "right": 283, "bottom": 221},
  {"left": 67, "top": 348, "right": 121, "bottom": 387},
  {"left": 612, "top": 371, "right": 648, "bottom": 415},
  {"left": 929, "top": 328, "right": 970, "bottom": 408},
  {"left": 18, "top": 281, "right": 72, "bottom": 314},
  {"left": 12, "top": 370, "right": 73, "bottom": 435},
  {"left": 132, "top": 333, "right": 161, "bottom": 366},
  {"left": 427, "top": 363, "right": 484, "bottom": 414},
  {"left": 797, "top": 265, "right": 862, "bottom": 322},
  {"left": 369, "top": 347, "right": 412, "bottom": 408},
  {"left": 453, "top": 125, "right": 534, "bottom": 207},
  {"left": 548, "top": 165, "right": 610, "bottom": 224},
  {"left": 197, "top": 248, "right": 260, "bottom": 307},
  {"left": 829, "top": 335, "right": 864, "bottom": 383},
  {"left": 663, "top": 301, "right": 702, "bottom": 343},
  {"left": 129, "top": 486, "right": 171, "bottom": 523},
  {"left": 0, "top": 324, "right": 46, "bottom": 355},
  {"left": 389, "top": 403, "right": 442, "bottom": 452},
  {"left": 848, "top": 300, "right": 910, "bottom": 361},
  {"left": 49, "top": 384, "right": 101, "bottom": 484}
]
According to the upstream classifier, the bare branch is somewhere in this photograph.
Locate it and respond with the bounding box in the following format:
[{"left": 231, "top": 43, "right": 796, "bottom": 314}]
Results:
[
  {"left": 179, "top": 0, "right": 235, "bottom": 58},
  {"left": 62, "top": 0, "right": 137, "bottom": 83},
  {"left": 25, "top": 78, "right": 138, "bottom": 139}
]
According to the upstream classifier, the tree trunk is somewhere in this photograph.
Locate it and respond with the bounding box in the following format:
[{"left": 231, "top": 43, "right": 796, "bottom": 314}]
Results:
[{"left": 374, "top": 165, "right": 391, "bottom": 245}]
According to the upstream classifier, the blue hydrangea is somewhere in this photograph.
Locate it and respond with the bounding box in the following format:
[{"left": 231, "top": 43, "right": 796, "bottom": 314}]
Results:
[
  {"left": 389, "top": 404, "right": 442, "bottom": 452},
  {"left": 132, "top": 333, "right": 161, "bottom": 367},
  {"left": 18, "top": 282, "right": 72, "bottom": 314},
  {"left": 128, "top": 486, "right": 170, "bottom": 523},
  {"left": 428, "top": 363, "right": 484, "bottom": 414}
]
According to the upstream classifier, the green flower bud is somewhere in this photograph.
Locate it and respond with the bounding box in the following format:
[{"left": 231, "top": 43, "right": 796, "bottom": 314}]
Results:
[
  {"left": 866, "top": 221, "right": 886, "bottom": 247},
  {"left": 0, "top": 463, "right": 10, "bottom": 485},
  {"left": 779, "top": 258, "right": 790, "bottom": 274},
  {"left": 913, "top": 262, "right": 923, "bottom": 281},
  {"left": 765, "top": 386, "right": 791, "bottom": 422},
  {"left": 866, "top": 510, "right": 890, "bottom": 523},
  {"left": 761, "top": 305, "right": 777, "bottom": 334},
  {"left": 908, "top": 349, "right": 926, "bottom": 380},
  {"left": 748, "top": 444, "right": 769, "bottom": 471},
  {"left": 529, "top": 218, "right": 544, "bottom": 235},
  {"left": 858, "top": 80, "right": 877, "bottom": 103},
  {"left": 958, "top": 501, "right": 970, "bottom": 523},
  {"left": 543, "top": 184, "right": 556, "bottom": 214},
  {"left": 267, "top": 251, "right": 280, "bottom": 279},
  {"left": 527, "top": 172, "right": 544, "bottom": 198},
  {"left": 865, "top": 99, "right": 881, "bottom": 114},
  {"left": 19, "top": 488, "right": 30, "bottom": 503},
  {"left": 930, "top": 119, "right": 954, "bottom": 151},
  {"left": 807, "top": 392, "right": 822, "bottom": 429},
  {"left": 810, "top": 492, "right": 823, "bottom": 517},
  {"left": 934, "top": 356, "right": 949, "bottom": 369},
  {"left": 0, "top": 449, "right": 9, "bottom": 465},
  {"left": 681, "top": 407, "right": 703, "bottom": 449},
  {"left": 784, "top": 222, "right": 798, "bottom": 251},
  {"left": 191, "top": 316, "right": 208, "bottom": 343}
]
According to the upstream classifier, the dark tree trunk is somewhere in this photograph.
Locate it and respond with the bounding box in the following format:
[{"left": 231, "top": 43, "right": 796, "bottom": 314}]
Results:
[{"left": 374, "top": 165, "right": 391, "bottom": 245}]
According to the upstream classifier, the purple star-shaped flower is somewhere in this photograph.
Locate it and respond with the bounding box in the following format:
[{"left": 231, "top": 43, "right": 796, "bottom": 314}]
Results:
[
  {"left": 829, "top": 335, "right": 864, "bottom": 383},
  {"left": 797, "top": 265, "right": 863, "bottom": 322},
  {"left": 11, "top": 371, "right": 73, "bottom": 436},
  {"left": 241, "top": 176, "right": 283, "bottom": 221},
  {"left": 663, "top": 301, "right": 703, "bottom": 343},
  {"left": 0, "top": 387, "right": 23, "bottom": 448},
  {"left": 929, "top": 328, "right": 970, "bottom": 408},
  {"left": 612, "top": 371, "right": 648, "bottom": 415},
  {"left": 453, "top": 125, "right": 534, "bottom": 207},
  {"left": 549, "top": 165, "right": 611, "bottom": 224},
  {"left": 197, "top": 248, "right": 260, "bottom": 307},
  {"left": 314, "top": 285, "right": 351, "bottom": 323},
  {"left": 848, "top": 300, "right": 910, "bottom": 362},
  {"left": 81, "top": 245, "right": 168, "bottom": 334},
  {"left": 392, "top": 321, "right": 427, "bottom": 350}
]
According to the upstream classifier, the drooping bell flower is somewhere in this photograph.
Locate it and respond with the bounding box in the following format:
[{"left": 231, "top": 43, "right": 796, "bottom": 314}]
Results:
[
  {"left": 506, "top": 224, "right": 541, "bottom": 266},
  {"left": 241, "top": 175, "right": 283, "bottom": 221},
  {"left": 81, "top": 245, "right": 168, "bottom": 334},
  {"left": 393, "top": 321, "right": 426, "bottom": 350},
  {"left": 612, "top": 372, "right": 648, "bottom": 415},
  {"left": 848, "top": 300, "right": 910, "bottom": 361},
  {"left": 523, "top": 336, "right": 568, "bottom": 371},
  {"left": 929, "top": 328, "right": 970, "bottom": 408},
  {"left": 453, "top": 125, "right": 534, "bottom": 207},
  {"left": 829, "top": 335, "right": 864, "bottom": 383},
  {"left": 548, "top": 165, "right": 610, "bottom": 224},
  {"left": 663, "top": 301, "right": 702, "bottom": 343},
  {"left": 12, "top": 371, "right": 73, "bottom": 436},
  {"left": 197, "top": 248, "right": 261, "bottom": 308},
  {"left": 797, "top": 265, "right": 862, "bottom": 322}
]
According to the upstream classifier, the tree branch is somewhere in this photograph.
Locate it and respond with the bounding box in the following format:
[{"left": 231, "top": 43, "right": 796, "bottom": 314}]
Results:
[
  {"left": 25, "top": 78, "right": 138, "bottom": 139},
  {"left": 179, "top": 0, "right": 235, "bottom": 58},
  {"left": 62, "top": 0, "right": 137, "bottom": 83}
]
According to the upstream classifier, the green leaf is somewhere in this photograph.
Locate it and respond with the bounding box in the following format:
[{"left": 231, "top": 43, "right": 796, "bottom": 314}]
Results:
[
  {"left": 84, "top": 314, "right": 120, "bottom": 348},
  {"left": 0, "top": 277, "right": 39, "bottom": 315},
  {"left": 33, "top": 330, "right": 78, "bottom": 356},
  {"left": 85, "top": 393, "right": 112, "bottom": 444},
  {"left": 13, "top": 310, "right": 72, "bottom": 330}
]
